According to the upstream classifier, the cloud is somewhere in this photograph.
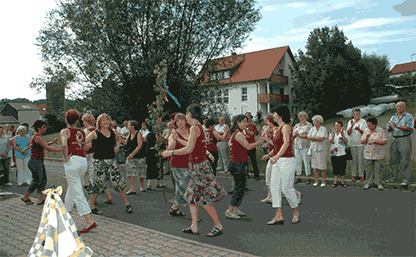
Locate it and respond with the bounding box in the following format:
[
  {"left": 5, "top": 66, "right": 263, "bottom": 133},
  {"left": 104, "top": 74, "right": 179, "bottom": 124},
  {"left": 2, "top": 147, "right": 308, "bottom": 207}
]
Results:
[
  {"left": 284, "top": 3, "right": 307, "bottom": 8},
  {"left": 309, "top": 17, "right": 337, "bottom": 26},
  {"left": 262, "top": 6, "right": 278, "bottom": 11},
  {"left": 341, "top": 18, "right": 395, "bottom": 31},
  {"left": 334, "top": 3, "right": 347, "bottom": 9},
  {"left": 283, "top": 28, "right": 309, "bottom": 36},
  {"left": 251, "top": 37, "right": 267, "bottom": 42},
  {"left": 306, "top": 10, "right": 315, "bottom": 13},
  {"left": 393, "top": 0, "right": 416, "bottom": 16}
]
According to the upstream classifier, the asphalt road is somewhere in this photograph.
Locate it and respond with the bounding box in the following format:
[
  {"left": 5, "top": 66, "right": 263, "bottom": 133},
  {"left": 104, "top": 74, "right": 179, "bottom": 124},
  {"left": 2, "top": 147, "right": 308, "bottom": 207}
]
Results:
[{"left": 4, "top": 160, "right": 416, "bottom": 256}]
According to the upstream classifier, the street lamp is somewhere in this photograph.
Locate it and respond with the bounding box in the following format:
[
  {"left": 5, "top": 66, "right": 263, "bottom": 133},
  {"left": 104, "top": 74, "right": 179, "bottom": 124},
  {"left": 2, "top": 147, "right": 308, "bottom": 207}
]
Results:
[{"left": 411, "top": 53, "right": 416, "bottom": 87}]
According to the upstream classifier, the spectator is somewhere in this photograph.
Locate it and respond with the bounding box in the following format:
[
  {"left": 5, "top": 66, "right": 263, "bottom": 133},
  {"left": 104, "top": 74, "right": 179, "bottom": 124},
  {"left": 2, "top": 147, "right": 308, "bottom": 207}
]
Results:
[
  {"left": 260, "top": 115, "right": 272, "bottom": 155},
  {"left": 0, "top": 126, "right": 12, "bottom": 187},
  {"left": 215, "top": 117, "right": 230, "bottom": 173},
  {"left": 328, "top": 121, "right": 348, "bottom": 188},
  {"left": 292, "top": 111, "right": 312, "bottom": 184},
  {"left": 140, "top": 122, "right": 149, "bottom": 138},
  {"left": 307, "top": 115, "right": 328, "bottom": 187},
  {"left": 12, "top": 126, "right": 32, "bottom": 186},
  {"left": 112, "top": 121, "right": 124, "bottom": 164},
  {"left": 244, "top": 113, "right": 260, "bottom": 181},
  {"left": 120, "top": 121, "right": 129, "bottom": 138},
  {"left": 4, "top": 124, "right": 16, "bottom": 167},
  {"left": 386, "top": 102, "right": 414, "bottom": 185},
  {"left": 361, "top": 117, "right": 387, "bottom": 190},
  {"left": 346, "top": 108, "right": 367, "bottom": 182},
  {"left": 22, "top": 123, "right": 35, "bottom": 137}
]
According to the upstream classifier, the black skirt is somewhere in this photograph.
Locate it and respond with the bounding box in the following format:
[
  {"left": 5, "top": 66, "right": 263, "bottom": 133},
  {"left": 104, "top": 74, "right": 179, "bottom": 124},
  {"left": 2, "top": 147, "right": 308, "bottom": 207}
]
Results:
[{"left": 331, "top": 155, "right": 347, "bottom": 176}]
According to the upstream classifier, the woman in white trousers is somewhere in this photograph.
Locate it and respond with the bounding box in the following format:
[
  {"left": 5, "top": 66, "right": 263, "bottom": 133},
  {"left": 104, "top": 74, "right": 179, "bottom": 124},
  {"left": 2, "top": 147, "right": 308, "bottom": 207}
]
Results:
[{"left": 267, "top": 105, "right": 300, "bottom": 225}]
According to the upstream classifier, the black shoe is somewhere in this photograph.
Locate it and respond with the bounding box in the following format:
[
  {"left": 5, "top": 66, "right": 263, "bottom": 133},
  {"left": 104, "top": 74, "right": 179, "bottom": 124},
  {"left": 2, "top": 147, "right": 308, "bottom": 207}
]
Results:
[{"left": 255, "top": 177, "right": 261, "bottom": 181}]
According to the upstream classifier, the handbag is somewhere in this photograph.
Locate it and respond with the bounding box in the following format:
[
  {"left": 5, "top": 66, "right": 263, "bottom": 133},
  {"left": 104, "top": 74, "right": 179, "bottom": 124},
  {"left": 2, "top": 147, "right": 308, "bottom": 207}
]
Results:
[{"left": 345, "top": 147, "right": 352, "bottom": 160}]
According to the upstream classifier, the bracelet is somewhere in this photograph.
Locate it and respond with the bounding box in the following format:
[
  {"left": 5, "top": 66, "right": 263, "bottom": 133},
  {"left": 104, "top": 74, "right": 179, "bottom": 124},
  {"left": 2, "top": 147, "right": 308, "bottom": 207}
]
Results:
[{"left": 171, "top": 151, "right": 175, "bottom": 156}]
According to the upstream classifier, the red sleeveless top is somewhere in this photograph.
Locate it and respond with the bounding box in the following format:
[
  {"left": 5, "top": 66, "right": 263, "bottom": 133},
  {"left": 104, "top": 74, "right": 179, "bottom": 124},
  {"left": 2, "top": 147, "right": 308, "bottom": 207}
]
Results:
[
  {"left": 229, "top": 130, "right": 248, "bottom": 163},
  {"left": 170, "top": 129, "right": 189, "bottom": 168},
  {"left": 189, "top": 124, "right": 208, "bottom": 164},
  {"left": 268, "top": 127, "right": 276, "bottom": 153},
  {"left": 30, "top": 134, "right": 45, "bottom": 160},
  {"left": 272, "top": 124, "right": 294, "bottom": 158},
  {"left": 68, "top": 128, "right": 86, "bottom": 157},
  {"left": 205, "top": 129, "right": 218, "bottom": 152}
]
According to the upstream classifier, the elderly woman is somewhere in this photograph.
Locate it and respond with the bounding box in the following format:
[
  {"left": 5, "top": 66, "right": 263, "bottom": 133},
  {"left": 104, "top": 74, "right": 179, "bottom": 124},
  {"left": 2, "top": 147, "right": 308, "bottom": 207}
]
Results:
[
  {"left": 329, "top": 121, "right": 349, "bottom": 188},
  {"left": 292, "top": 111, "right": 312, "bottom": 184},
  {"left": 361, "top": 117, "right": 387, "bottom": 190},
  {"left": 12, "top": 126, "right": 32, "bottom": 186},
  {"left": 307, "top": 115, "right": 328, "bottom": 187}
]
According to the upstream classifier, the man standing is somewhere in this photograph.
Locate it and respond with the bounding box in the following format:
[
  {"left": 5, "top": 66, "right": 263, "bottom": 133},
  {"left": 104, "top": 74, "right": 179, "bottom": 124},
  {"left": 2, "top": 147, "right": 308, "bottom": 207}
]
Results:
[
  {"left": 346, "top": 108, "right": 367, "bottom": 182},
  {"left": 0, "top": 126, "right": 12, "bottom": 186},
  {"left": 386, "top": 102, "right": 414, "bottom": 185},
  {"left": 245, "top": 113, "right": 260, "bottom": 181},
  {"left": 120, "top": 121, "right": 130, "bottom": 138},
  {"left": 22, "top": 123, "right": 35, "bottom": 137},
  {"left": 215, "top": 117, "right": 229, "bottom": 173}
]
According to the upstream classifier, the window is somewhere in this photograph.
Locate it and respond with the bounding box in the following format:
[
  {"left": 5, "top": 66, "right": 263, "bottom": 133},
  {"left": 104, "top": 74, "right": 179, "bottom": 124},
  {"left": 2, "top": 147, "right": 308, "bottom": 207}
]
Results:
[
  {"left": 224, "top": 71, "right": 230, "bottom": 79},
  {"left": 241, "top": 87, "right": 248, "bottom": 102},
  {"left": 210, "top": 73, "right": 216, "bottom": 81},
  {"left": 217, "top": 72, "right": 223, "bottom": 80},
  {"left": 223, "top": 89, "right": 229, "bottom": 103},
  {"left": 216, "top": 90, "right": 222, "bottom": 103}
]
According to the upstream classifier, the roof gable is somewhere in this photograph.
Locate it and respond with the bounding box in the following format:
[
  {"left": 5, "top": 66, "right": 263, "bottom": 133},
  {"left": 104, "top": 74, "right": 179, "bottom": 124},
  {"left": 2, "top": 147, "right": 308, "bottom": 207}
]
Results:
[
  {"left": 6, "top": 103, "right": 40, "bottom": 111},
  {"left": 200, "top": 46, "right": 293, "bottom": 85},
  {"left": 391, "top": 61, "right": 416, "bottom": 74},
  {"left": 34, "top": 104, "right": 47, "bottom": 115}
]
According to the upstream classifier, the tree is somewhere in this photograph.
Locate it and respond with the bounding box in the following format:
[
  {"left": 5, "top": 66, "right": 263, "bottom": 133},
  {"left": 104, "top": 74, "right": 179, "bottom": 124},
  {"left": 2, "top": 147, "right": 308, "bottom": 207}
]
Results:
[
  {"left": 30, "top": 0, "right": 261, "bottom": 123},
  {"left": 292, "top": 26, "right": 371, "bottom": 118},
  {"left": 361, "top": 53, "right": 391, "bottom": 97}
]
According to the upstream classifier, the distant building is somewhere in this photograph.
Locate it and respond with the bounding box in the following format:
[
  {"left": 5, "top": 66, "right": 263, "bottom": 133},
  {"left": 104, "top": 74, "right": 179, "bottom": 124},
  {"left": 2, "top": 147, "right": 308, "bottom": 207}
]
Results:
[
  {"left": 390, "top": 61, "right": 416, "bottom": 79},
  {"left": 0, "top": 103, "right": 40, "bottom": 127},
  {"left": 198, "top": 46, "right": 297, "bottom": 118},
  {"left": 34, "top": 104, "right": 47, "bottom": 120}
]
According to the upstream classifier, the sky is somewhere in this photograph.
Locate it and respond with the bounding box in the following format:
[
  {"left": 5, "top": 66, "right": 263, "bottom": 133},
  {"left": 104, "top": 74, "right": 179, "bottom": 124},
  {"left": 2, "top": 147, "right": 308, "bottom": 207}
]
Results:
[{"left": 0, "top": 0, "right": 415, "bottom": 101}]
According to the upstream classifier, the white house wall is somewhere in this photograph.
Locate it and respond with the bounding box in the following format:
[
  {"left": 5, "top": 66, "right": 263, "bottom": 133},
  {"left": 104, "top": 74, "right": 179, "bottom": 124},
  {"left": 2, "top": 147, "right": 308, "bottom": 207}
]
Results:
[
  {"left": 226, "top": 82, "right": 259, "bottom": 117},
  {"left": 18, "top": 110, "right": 40, "bottom": 127}
]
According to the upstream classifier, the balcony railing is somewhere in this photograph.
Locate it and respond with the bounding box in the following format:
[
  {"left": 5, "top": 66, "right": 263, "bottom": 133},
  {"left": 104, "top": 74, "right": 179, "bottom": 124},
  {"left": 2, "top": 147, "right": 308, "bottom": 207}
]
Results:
[{"left": 258, "top": 94, "right": 289, "bottom": 104}]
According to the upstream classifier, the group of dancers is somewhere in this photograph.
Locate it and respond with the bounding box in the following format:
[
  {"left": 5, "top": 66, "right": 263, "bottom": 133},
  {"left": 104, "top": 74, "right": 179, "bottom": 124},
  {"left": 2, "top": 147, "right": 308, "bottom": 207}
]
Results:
[{"left": 19, "top": 103, "right": 302, "bottom": 236}]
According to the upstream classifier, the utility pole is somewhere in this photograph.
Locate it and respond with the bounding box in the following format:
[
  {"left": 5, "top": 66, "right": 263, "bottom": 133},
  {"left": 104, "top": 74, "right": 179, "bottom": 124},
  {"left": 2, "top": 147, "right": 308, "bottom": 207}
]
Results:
[{"left": 411, "top": 53, "right": 416, "bottom": 87}]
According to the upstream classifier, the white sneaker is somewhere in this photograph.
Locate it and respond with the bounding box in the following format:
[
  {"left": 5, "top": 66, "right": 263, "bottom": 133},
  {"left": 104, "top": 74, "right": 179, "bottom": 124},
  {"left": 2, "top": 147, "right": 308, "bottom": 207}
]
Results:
[
  {"left": 261, "top": 197, "right": 272, "bottom": 203},
  {"left": 5, "top": 182, "right": 13, "bottom": 187},
  {"left": 233, "top": 208, "right": 246, "bottom": 216},
  {"left": 225, "top": 210, "right": 240, "bottom": 219},
  {"left": 320, "top": 182, "right": 326, "bottom": 188}
]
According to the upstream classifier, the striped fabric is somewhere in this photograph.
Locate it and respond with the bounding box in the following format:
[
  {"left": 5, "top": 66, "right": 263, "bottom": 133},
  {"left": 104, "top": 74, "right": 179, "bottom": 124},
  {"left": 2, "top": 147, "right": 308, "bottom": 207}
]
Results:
[{"left": 28, "top": 186, "right": 93, "bottom": 257}]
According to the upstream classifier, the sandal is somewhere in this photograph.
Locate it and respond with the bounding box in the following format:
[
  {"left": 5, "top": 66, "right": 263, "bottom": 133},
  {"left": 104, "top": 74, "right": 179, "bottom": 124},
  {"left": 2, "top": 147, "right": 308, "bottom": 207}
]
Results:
[
  {"left": 146, "top": 186, "right": 152, "bottom": 190},
  {"left": 332, "top": 182, "right": 338, "bottom": 188},
  {"left": 351, "top": 177, "right": 357, "bottom": 182},
  {"left": 206, "top": 226, "right": 223, "bottom": 237},
  {"left": 378, "top": 185, "right": 384, "bottom": 191},
  {"left": 21, "top": 198, "right": 34, "bottom": 205},
  {"left": 341, "top": 181, "right": 347, "bottom": 188},
  {"left": 37, "top": 200, "right": 45, "bottom": 205},
  {"left": 170, "top": 207, "right": 185, "bottom": 217},
  {"left": 363, "top": 184, "right": 370, "bottom": 190},
  {"left": 182, "top": 227, "right": 199, "bottom": 235},
  {"left": 169, "top": 199, "right": 174, "bottom": 204},
  {"left": 91, "top": 207, "right": 103, "bottom": 215},
  {"left": 104, "top": 199, "right": 113, "bottom": 204},
  {"left": 156, "top": 184, "right": 166, "bottom": 188},
  {"left": 306, "top": 179, "right": 310, "bottom": 185},
  {"left": 291, "top": 214, "right": 300, "bottom": 224},
  {"left": 126, "top": 205, "right": 133, "bottom": 213}
]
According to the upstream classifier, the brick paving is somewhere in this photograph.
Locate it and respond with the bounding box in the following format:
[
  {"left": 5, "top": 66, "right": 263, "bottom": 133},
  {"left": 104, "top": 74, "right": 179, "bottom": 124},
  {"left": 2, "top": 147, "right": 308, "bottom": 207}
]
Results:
[{"left": 0, "top": 193, "right": 257, "bottom": 257}]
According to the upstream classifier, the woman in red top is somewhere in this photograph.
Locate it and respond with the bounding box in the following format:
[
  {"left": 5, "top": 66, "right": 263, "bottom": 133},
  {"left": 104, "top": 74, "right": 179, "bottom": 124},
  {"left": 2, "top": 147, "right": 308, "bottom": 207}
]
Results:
[
  {"left": 204, "top": 118, "right": 227, "bottom": 176},
  {"left": 21, "top": 120, "right": 60, "bottom": 205},
  {"left": 225, "top": 115, "right": 265, "bottom": 220},
  {"left": 61, "top": 109, "right": 97, "bottom": 234},
  {"left": 267, "top": 105, "right": 300, "bottom": 225},
  {"left": 162, "top": 104, "right": 226, "bottom": 237},
  {"left": 260, "top": 114, "right": 278, "bottom": 203}
]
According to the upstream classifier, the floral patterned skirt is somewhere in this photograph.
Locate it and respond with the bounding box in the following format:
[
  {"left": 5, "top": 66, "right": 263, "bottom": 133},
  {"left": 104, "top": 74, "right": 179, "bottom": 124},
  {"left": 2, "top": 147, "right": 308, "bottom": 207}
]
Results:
[
  {"left": 86, "top": 159, "right": 127, "bottom": 194},
  {"left": 126, "top": 157, "right": 146, "bottom": 178},
  {"left": 184, "top": 160, "right": 227, "bottom": 206}
]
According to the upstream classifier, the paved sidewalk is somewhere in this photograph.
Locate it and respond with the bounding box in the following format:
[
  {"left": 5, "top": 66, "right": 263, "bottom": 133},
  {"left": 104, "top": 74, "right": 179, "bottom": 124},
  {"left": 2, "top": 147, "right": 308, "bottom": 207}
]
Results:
[{"left": 0, "top": 193, "right": 256, "bottom": 257}]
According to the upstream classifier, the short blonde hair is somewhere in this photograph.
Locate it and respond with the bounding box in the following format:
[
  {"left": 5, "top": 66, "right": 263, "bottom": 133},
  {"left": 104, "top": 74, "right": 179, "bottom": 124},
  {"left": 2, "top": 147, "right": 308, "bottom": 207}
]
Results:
[
  {"left": 312, "top": 115, "right": 323, "bottom": 124},
  {"left": 82, "top": 113, "right": 95, "bottom": 125},
  {"left": 96, "top": 113, "right": 112, "bottom": 129}
]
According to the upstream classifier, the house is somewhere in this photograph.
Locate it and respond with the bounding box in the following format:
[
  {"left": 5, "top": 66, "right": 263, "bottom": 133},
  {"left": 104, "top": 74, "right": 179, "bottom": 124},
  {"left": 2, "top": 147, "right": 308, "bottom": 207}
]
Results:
[
  {"left": 34, "top": 104, "right": 47, "bottom": 120},
  {"left": 0, "top": 103, "right": 40, "bottom": 127},
  {"left": 390, "top": 61, "right": 416, "bottom": 79},
  {"left": 0, "top": 114, "right": 19, "bottom": 127},
  {"left": 199, "top": 46, "right": 296, "bottom": 118}
]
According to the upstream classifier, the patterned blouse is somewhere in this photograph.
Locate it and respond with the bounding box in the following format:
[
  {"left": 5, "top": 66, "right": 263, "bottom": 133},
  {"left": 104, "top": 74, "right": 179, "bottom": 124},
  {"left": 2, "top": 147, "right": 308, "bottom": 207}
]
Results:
[
  {"left": 361, "top": 127, "right": 386, "bottom": 160},
  {"left": 308, "top": 126, "right": 328, "bottom": 153},
  {"left": 293, "top": 122, "right": 312, "bottom": 149},
  {"left": 329, "top": 131, "right": 348, "bottom": 157}
]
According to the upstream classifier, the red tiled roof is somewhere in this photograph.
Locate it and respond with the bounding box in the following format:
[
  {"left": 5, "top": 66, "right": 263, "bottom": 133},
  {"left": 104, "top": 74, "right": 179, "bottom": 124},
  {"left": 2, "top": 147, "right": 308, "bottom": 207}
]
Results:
[
  {"left": 200, "top": 46, "right": 293, "bottom": 85},
  {"left": 391, "top": 61, "right": 416, "bottom": 74},
  {"left": 34, "top": 104, "right": 47, "bottom": 115}
]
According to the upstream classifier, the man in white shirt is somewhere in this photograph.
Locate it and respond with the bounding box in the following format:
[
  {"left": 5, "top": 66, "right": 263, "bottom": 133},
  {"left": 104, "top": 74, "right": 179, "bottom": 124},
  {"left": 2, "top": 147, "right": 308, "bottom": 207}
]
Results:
[
  {"left": 346, "top": 108, "right": 368, "bottom": 182},
  {"left": 140, "top": 122, "right": 149, "bottom": 138},
  {"left": 215, "top": 117, "right": 229, "bottom": 173}
]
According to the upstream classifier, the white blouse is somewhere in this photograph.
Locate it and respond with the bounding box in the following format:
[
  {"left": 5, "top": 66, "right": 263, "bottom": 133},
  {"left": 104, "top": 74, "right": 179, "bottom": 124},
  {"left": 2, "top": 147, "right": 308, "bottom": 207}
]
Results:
[{"left": 308, "top": 126, "right": 328, "bottom": 152}]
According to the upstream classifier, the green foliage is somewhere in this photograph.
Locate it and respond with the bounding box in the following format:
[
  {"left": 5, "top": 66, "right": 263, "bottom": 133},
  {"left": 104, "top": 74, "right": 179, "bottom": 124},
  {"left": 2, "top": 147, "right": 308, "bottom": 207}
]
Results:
[
  {"left": 31, "top": 0, "right": 261, "bottom": 124},
  {"left": 360, "top": 52, "right": 391, "bottom": 97},
  {"left": 44, "top": 114, "right": 66, "bottom": 135},
  {"left": 0, "top": 98, "right": 32, "bottom": 105},
  {"left": 292, "top": 26, "right": 372, "bottom": 118},
  {"left": 255, "top": 110, "right": 263, "bottom": 124}
]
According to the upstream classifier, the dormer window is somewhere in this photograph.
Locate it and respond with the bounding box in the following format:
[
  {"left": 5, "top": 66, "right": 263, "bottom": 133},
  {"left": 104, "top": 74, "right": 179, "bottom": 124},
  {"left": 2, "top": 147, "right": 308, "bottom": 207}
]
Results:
[
  {"left": 210, "top": 70, "right": 231, "bottom": 81},
  {"left": 224, "top": 71, "right": 230, "bottom": 79}
]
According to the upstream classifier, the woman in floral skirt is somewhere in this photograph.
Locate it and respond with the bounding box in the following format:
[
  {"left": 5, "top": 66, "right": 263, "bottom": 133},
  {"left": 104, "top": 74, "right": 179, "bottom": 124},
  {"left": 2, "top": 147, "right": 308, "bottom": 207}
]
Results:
[{"left": 162, "top": 104, "right": 227, "bottom": 237}]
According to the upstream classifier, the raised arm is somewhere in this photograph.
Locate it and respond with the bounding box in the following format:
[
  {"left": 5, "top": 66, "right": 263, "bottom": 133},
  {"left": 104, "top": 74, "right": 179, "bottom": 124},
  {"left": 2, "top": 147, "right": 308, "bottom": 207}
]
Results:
[
  {"left": 235, "top": 132, "right": 265, "bottom": 150},
  {"left": 34, "top": 135, "right": 61, "bottom": 152},
  {"left": 162, "top": 126, "right": 199, "bottom": 157}
]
